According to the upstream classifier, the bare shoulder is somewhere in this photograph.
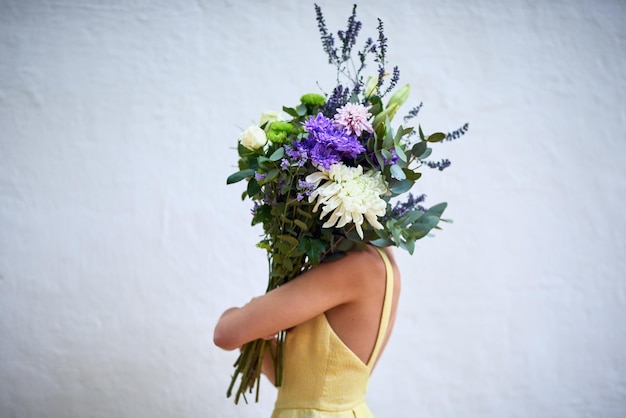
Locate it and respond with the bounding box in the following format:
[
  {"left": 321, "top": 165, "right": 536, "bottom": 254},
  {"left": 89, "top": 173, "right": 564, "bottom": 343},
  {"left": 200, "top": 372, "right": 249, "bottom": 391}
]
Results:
[
  {"left": 318, "top": 245, "right": 399, "bottom": 296},
  {"left": 320, "top": 246, "right": 386, "bottom": 280}
]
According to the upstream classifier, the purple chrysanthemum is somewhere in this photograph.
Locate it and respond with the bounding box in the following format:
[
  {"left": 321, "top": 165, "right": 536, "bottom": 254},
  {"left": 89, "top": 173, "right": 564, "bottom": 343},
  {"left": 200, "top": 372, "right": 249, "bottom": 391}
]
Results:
[{"left": 295, "top": 113, "right": 365, "bottom": 169}]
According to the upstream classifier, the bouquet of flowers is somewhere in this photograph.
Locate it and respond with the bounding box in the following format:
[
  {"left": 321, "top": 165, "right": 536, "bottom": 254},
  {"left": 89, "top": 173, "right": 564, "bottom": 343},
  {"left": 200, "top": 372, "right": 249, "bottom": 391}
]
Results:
[{"left": 225, "top": 4, "right": 468, "bottom": 404}]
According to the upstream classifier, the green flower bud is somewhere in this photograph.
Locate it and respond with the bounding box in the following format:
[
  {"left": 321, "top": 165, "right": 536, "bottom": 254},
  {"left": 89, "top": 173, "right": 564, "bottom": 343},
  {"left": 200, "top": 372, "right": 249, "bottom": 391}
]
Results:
[
  {"left": 267, "top": 121, "right": 295, "bottom": 144},
  {"left": 386, "top": 84, "right": 410, "bottom": 110},
  {"left": 364, "top": 75, "right": 379, "bottom": 97},
  {"left": 300, "top": 93, "right": 326, "bottom": 107}
]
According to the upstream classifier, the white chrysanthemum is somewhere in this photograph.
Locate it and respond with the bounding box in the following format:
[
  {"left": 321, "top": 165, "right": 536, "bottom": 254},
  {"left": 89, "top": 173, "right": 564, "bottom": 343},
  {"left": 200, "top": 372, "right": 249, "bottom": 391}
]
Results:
[{"left": 306, "top": 163, "right": 388, "bottom": 239}]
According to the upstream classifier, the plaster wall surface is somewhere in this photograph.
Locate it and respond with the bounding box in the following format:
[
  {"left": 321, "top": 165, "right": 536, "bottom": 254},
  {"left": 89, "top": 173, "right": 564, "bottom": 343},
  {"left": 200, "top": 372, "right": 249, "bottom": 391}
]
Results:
[{"left": 1, "top": 1, "right": 625, "bottom": 417}]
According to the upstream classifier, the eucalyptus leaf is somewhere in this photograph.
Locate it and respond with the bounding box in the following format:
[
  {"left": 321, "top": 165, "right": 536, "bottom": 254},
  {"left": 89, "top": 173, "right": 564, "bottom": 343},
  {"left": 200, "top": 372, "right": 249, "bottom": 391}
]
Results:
[
  {"left": 227, "top": 169, "right": 255, "bottom": 184},
  {"left": 383, "top": 124, "right": 394, "bottom": 148},
  {"left": 390, "top": 179, "right": 413, "bottom": 195},
  {"left": 425, "top": 202, "right": 448, "bottom": 217},
  {"left": 369, "top": 237, "right": 393, "bottom": 247},
  {"left": 394, "top": 145, "right": 407, "bottom": 162},
  {"left": 411, "top": 141, "right": 427, "bottom": 159},
  {"left": 403, "top": 168, "right": 421, "bottom": 181},
  {"left": 296, "top": 104, "right": 308, "bottom": 116},
  {"left": 390, "top": 164, "right": 406, "bottom": 180},
  {"left": 247, "top": 178, "right": 261, "bottom": 196},
  {"left": 404, "top": 239, "right": 415, "bottom": 255},
  {"left": 282, "top": 106, "right": 299, "bottom": 117},
  {"left": 418, "top": 148, "right": 432, "bottom": 160},
  {"left": 269, "top": 147, "right": 285, "bottom": 161},
  {"left": 426, "top": 132, "right": 446, "bottom": 143},
  {"left": 374, "top": 150, "right": 385, "bottom": 169},
  {"left": 265, "top": 168, "right": 279, "bottom": 182}
]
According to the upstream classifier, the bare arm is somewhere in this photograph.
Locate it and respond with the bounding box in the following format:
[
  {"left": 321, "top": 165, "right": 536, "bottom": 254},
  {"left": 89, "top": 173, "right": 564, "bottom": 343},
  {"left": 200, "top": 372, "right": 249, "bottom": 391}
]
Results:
[{"left": 213, "top": 249, "right": 372, "bottom": 351}]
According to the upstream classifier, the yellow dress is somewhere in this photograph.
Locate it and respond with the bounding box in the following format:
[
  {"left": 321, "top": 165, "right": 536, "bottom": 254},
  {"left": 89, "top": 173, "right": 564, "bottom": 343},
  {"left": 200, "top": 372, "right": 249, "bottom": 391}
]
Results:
[{"left": 271, "top": 248, "right": 394, "bottom": 418}]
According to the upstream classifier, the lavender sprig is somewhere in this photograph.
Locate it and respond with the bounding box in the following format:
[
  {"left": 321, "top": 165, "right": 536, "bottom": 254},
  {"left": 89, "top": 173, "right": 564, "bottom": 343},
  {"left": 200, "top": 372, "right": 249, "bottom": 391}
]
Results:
[
  {"left": 446, "top": 123, "right": 470, "bottom": 141},
  {"left": 338, "top": 5, "right": 362, "bottom": 62},
  {"left": 322, "top": 84, "right": 351, "bottom": 117},
  {"left": 403, "top": 102, "right": 423, "bottom": 123},
  {"left": 373, "top": 18, "right": 388, "bottom": 93},
  {"left": 314, "top": 3, "right": 339, "bottom": 64},
  {"left": 424, "top": 158, "right": 451, "bottom": 171},
  {"left": 389, "top": 193, "right": 428, "bottom": 218}
]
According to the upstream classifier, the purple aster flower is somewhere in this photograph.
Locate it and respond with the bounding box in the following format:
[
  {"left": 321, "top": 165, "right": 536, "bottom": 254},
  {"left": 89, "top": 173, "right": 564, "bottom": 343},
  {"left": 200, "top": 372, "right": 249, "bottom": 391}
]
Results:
[
  {"left": 297, "top": 113, "right": 366, "bottom": 169},
  {"left": 297, "top": 179, "right": 316, "bottom": 197}
]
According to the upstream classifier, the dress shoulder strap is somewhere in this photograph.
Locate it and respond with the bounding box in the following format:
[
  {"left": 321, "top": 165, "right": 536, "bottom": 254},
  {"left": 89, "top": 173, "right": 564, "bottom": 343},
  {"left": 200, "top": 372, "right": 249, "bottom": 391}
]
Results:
[{"left": 366, "top": 247, "right": 394, "bottom": 369}]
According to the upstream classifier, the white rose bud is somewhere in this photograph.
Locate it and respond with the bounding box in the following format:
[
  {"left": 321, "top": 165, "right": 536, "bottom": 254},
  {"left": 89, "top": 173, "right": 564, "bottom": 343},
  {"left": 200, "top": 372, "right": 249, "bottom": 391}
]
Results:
[
  {"left": 240, "top": 125, "right": 268, "bottom": 150},
  {"left": 259, "top": 110, "right": 281, "bottom": 130}
]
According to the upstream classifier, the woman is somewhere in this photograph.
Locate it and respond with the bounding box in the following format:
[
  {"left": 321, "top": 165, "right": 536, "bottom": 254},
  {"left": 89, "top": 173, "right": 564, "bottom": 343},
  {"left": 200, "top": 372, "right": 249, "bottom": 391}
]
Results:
[{"left": 214, "top": 244, "right": 401, "bottom": 417}]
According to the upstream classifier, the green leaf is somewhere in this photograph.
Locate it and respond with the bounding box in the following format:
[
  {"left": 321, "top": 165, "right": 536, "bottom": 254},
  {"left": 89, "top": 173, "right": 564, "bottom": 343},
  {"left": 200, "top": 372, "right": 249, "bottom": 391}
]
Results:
[
  {"left": 401, "top": 126, "right": 414, "bottom": 137},
  {"left": 394, "top": 145, "right": 407, "bottom": 162},
  {"left": 390, "top": 164, "right": 406, "bottom": 180},
  {"left": 390, "top": 179, "right": 413, "bottom": 195},
  {"left": 404, "top": 238, "right": 415, "bottom": 255},
  {"left": 227, "top": 169, "right": 255, "bottom": 184},
  {"left": 282, "top": 106, "right": 298, "bottom": 117},
  {"left": 409, "top": 215, "right": 441, "bottom": 233},
  {"left": 391, "top": 224, "right": 402, "bottom": 246},
  {"left": 247, "top": 178, "right": 261, "bottom": 196},
  {"left": 293, "top": 219, "right": 309, "bottom": 231},
  {"left": 265, "top": 168, "right": 279, "bottom": 182},
  {"left": 281, "top": 256, "right": 293, "bottom": 272},
  {"left": 418, "top": 125, "right": 425, "bottom": 141},
  {"left": 393, "top": 125, "right": 406, "bottom": 145},
  {"left": 369, "top": 237, "right": 393, "bottom": 247},
  {"left": 269, "top": 147, "right": 285, "bottom": 161},
  {"left": 251, "top": 204, "right": 271, "bottom": 225},
  {"left": 426, "top": 202, "right": 448, "bottom": 218},
  {"left": 255, "top": 240, "right": 271, "bottom": 251},
  {"left": 426, "top": 132, "right": 446, "bottom": 143},
  {"left": 383, "top": 124, "right": 394, "bottom": 148},
  {"left": 410, "top": 142, "right": 427, "bottom": 159},
  {"left": 275, "top": 241, "right": 293, "bottom": 254},
  {"left": 398, "top": 209, "right": 423, "bottom": 227},
  {"left": 296, "top": 104, "right": 308, "bottom": 117},
  {"left": 418, "top": 148, "right": 432, "bottom": 160},
  {"left": 374, "top": 150, "right": 385, "bottom": 169},
  {"left": 403, "top": 168, "right": 421, "bottom": 181},
  {"left": 296, "top": 208, "right": 313, "bottom": 219},
  {"left": 369, "top": 96, "right": 383, "bottom": 115},
  {"left": 299, "top": 236, "right": 327, "bottom": 266},
  {"left": 277, "top": 234, "right": 299, "bottom": 248}
]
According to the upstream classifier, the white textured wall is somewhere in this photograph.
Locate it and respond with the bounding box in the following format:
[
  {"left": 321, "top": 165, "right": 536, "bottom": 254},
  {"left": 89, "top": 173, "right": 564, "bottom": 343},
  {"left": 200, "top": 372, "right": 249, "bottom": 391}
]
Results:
[{"left": 1, "top": 0, "right": 625, "bottom": 417}]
